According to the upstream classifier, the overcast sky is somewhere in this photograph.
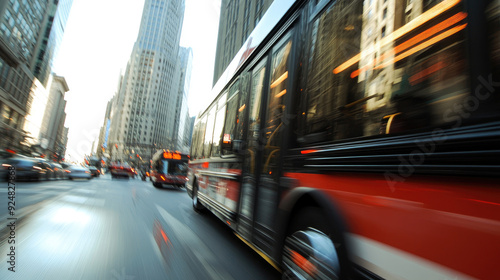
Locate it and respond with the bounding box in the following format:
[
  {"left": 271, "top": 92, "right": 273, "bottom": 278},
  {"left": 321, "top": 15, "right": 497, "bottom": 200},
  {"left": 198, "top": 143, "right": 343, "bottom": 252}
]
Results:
[{"left": 53, "top": 0, "right": 221, "bottom": 162}]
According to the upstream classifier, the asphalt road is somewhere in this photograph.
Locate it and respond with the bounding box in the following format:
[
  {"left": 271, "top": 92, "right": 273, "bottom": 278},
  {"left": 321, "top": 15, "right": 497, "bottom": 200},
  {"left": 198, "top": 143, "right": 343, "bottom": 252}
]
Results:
[{"left": 0, "top": 174, "right": 281, "bottom": 280}]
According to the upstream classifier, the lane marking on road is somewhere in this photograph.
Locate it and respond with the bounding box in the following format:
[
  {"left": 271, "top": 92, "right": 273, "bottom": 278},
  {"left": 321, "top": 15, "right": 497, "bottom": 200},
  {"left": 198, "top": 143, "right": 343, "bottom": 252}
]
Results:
[
  {"left": 61, "top": 195, "right": 88, "bottom": 204},
  {"left": 12, "top": 190, "right": 61, "bottom": 198},
  {"left": 14, "top": 186, "right": 69, "bottom": 193},
  {"left": 155, "top": 204, "right": 235, "bottom": 280},
  {"left": 72, "top": 189, "right": 97, "bottom": 194}
]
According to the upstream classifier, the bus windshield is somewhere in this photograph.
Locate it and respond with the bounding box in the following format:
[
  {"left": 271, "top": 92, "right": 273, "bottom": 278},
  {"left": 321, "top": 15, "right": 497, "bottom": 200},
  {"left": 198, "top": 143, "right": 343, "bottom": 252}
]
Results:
[{"left": 161, "top": 159, "right": 188, "bottom": 176}]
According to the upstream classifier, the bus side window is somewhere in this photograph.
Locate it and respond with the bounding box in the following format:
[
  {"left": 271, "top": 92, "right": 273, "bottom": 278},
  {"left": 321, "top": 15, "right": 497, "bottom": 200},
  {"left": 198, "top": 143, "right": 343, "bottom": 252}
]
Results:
[
  {"left": 212, "top": 92, "right": 227, "bottom": 157},
  {"left": 222, "top": 80, "right": 240, "bottom": 155},
  {"left": 300, "top": 0, "right": 363, "bottom": 143},
  {"left": 487, "top": 1, "right": 500, "bottom": 87},
  {"left": 212, "top": 105, "right": 226, "bottom": 157},
  {"left": 299, "top": 0, "right": 484, "bottom": 143},
  {"left": 262, "top": 38, "right": 292, "bottom": 176},
  {"left": 190, "top": 121, "right": 200, "bottom": 159},
  {"left": 203, "top": 106, "right": 217, "bottom": 158},
  {"left": 155, "top": 159, "right": 163, "bottom": 172},
  {"left": 235, "top": 73, "right": 250, "bottom": 144},
  {"left": 244, "top": 61, "right": 266, "bottom": 174},
  {"left": 195, "top": 115, "right": 208, "bottom": 159}
]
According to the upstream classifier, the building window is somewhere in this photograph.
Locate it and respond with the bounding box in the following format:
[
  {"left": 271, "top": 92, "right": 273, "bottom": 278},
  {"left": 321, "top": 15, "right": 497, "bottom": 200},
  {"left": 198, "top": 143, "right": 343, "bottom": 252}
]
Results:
[{"left": 406, "top": 14, "right": 412, "bottom": 23}]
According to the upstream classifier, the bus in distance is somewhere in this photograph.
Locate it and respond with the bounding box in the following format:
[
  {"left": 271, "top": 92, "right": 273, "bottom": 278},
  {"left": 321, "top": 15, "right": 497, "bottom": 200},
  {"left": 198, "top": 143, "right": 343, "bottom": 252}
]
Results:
[
  {"left": 150, "top": 150, "right": 189, "bottom": 189},
  {"left": 187, "top": 0, "right": 500, "bottom": 279}
]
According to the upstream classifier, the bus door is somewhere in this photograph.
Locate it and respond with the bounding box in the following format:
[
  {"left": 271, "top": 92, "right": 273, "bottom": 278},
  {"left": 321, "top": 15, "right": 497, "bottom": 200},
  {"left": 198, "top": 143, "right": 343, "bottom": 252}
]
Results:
[
  {"left": 238, "top": 58, "right": 268, "bottom": 240},
  {"left": 240, "top": 34, "right": 294, "bottom": 253}
]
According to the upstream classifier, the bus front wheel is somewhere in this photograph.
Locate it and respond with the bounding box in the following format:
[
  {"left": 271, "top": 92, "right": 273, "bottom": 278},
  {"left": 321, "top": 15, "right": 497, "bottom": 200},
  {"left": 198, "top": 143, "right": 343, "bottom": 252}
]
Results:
[
  {"left": 282, "top": 207, "right": 344, "bottom": 280},
  {"left": 192, "top": 185, "right": 205, "bottom": 212}
]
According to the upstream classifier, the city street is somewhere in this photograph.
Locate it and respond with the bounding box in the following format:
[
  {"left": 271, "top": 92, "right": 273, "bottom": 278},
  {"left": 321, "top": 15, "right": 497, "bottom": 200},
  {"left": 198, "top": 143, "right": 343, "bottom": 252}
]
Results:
[{"left": 0, "top": 175, "right": 280, "bottom": 280}]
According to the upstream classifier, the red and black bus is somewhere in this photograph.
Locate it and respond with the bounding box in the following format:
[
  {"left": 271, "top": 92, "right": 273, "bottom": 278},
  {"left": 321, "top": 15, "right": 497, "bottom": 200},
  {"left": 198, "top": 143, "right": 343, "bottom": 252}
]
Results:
[
  {"left": 150, "top": 150, "right": 189, "bottom": 189},
  {"left": 187, "top": 0, "right": 500, "bottom": 279}
]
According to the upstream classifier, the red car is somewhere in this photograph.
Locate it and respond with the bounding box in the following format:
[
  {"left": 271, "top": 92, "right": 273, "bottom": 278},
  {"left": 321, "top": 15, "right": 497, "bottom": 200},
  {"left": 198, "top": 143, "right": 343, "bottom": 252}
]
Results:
[{"left": 109, "top": 163, "right": 135, "bottom": 179}]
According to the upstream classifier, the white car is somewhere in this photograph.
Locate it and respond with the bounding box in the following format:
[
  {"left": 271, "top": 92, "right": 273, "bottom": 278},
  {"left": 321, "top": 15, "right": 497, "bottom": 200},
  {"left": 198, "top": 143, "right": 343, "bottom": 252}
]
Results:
[{"left": 67, "top": 165, "right": 92, "bottom": 180}]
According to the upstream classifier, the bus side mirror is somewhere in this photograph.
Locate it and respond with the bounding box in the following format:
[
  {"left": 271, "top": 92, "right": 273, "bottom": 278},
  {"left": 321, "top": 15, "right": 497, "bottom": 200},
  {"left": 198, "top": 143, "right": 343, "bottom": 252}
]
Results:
[
  {"left": 222, "top": 133, "right": 233, "bottom": 152},
  {"left": 221, "top": 134, "right": 245, "bottom": 155},
  {"left": 221, "top": 140, "right": 232, "bottom": 151}
]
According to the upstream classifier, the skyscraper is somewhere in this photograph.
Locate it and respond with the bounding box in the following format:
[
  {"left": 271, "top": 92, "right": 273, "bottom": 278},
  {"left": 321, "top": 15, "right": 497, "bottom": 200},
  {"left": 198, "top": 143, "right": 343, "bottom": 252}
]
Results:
[
  {"left": 0, "top": 0, "right": 73, "bottom": 153},
  {"left": 108, "top": 0, "right": 186, "bottom": 162},
  {"left": 174, "top": 47, "right": 193, "bottom": 154},
  {"left": 39, "top": 75, "right": 70, "bottom": 160},
  {"left": 213, "top": 0, "right": 274, "bottom": 86},
  {"left": 96, "top": 95, "right": 115, "bottom": 159},
  {"left": 32, "top": 0, "right": 74, "bottom": 87},
  {"left": 1, "top": 1, "right": 50, "bottom": 152}
]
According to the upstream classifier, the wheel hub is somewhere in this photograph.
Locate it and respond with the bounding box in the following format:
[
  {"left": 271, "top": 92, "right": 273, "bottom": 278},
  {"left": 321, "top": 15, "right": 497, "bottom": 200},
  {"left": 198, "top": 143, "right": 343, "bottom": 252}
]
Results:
[{"left": 282, "top": 228, "right": 340, "bottom": 280}]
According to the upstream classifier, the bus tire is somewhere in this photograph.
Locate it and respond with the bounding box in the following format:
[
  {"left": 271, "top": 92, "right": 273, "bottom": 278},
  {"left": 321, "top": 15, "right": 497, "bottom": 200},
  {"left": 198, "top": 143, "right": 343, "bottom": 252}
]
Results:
[
  {"left": 282, "top": 207, "right": 346, "bottom": 280},
  {"left": 192, "top": 184, "right": 205, "bottom": 213}
]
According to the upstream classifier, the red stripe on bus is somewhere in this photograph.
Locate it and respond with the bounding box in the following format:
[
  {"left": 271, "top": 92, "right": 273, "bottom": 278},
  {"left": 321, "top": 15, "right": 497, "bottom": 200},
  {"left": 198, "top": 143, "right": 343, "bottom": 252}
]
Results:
[{"left": 284, "top": 172, "right": 500, "bottom": 280}]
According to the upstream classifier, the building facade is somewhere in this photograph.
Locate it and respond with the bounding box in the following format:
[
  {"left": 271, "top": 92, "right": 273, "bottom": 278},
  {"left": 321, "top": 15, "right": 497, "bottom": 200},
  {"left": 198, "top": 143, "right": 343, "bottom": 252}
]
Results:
[
  {"left": 39, "top": 75, "right": 69, "bottom": 160},
  {"left": 174, "top": 47, "right": 193, "bottom": 154},
  {"left": 96, "top": 95, "right": 115, "bottom": 159},
  {"left": 32, "top": 0, "right": 74, "bottom": 87},
  {"left": 20, "top": 74, "right": 69, "bottom": 160},
  {"left": 212, "top": 0, "right": 274, "bottom": 86},
  {"left": 107, "top": 0, "right": 186, "bottom": 163},
  {"left": 0, "top": 0, "right": 72, "bottom": 155}
]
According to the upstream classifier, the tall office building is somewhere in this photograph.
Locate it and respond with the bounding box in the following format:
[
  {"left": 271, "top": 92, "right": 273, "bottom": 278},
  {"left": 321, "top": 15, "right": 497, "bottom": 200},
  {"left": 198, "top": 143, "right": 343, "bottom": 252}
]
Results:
[
  {"left": 32, "top": 0, "right": 74, "bottom": 87},
  {"left": 0, "top": 0, "right": 72, "bottom": 153},
  {"left": 173, "top": 47, "right": 192, "bottom": 154},
  {"left": 108, "top": 0, "right": 186, "bottom": 162},
  {"left": 0, "top": 1, "right": 49, "bottom": 152},
  {"left": 39, "top": 75, "right": 70, "bottom": 160},
  {"left": 59, "top": 126, "right": 69, "bottom": 160},
  {"left": 96, "top": 95, "right": 115, "bottom": 159},
  {"left": 213, "top": 0, "right": 274, "bottom": 86}
]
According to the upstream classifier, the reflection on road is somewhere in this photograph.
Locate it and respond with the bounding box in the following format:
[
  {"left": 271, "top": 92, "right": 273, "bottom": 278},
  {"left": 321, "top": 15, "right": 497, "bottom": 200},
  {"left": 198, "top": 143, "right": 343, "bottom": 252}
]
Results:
[{"left": 0, "top": 174, "right": 280, "bottom": 280}]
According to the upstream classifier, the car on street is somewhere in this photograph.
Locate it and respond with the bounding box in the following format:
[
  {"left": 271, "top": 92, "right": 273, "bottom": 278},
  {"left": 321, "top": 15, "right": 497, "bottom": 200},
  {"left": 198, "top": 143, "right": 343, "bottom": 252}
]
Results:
[
  {"left": 1, "top": 156, "right": 46, "bottom": 181},
  {"left": 51, "top": 162, "right": 65, "bottom": 180},
  {"left": 88, "top": 166, "right": 100, "bottom": 177},
  {"left": 109, "top": 162, "right": 135, "bottom": 179},
  {"left": 66, "top": 165, "right": 92, "bottom": 180},
  {"left": 34, "top": 158, "right": 55, "bottom": 180}
]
